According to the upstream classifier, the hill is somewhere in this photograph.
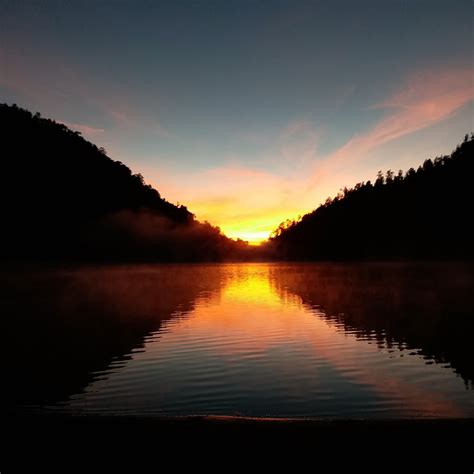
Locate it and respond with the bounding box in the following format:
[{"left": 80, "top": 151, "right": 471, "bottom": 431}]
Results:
[
  {"left": 270, "top": 135, "right": 474, "bottom": 260},
  {"left": 0, "top": 103, "right": 248, "bottom": 261}
]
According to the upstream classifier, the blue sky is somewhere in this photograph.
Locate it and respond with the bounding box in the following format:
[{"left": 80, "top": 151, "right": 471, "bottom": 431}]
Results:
[{"left": 1, "top": 0, "right": 473, "bottom": 241}]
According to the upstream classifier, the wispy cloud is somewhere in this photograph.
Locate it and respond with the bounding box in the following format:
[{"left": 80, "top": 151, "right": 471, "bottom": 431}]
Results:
[
  {"left": 372, "top": 68, "right": 473, "bottom": 143},
  {"left": 278, "top": 119, "right": 320, "bottom": 165},
  {"left": 0, "top": 42, "right": 171, "bottom": 138},
  {"left": 320, "top": 67, "right": 474, "bottom": 172},
  {"left": 61, "top": 121, "right": 105, "bottom": 137}
]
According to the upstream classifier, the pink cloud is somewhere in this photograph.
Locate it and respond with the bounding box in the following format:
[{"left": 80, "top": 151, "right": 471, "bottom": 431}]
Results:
[
  {"left": 369, "top": 68, "right": 473, "bottom": 144},
  {"left": 107, "top": 109, "right": 134, "bottom": 127},
  {"left": 323, "top": 67, "right": 474, "bottom": 171},
  {"left": 61, "top": 121, "right": 105, "bottom": 137}
]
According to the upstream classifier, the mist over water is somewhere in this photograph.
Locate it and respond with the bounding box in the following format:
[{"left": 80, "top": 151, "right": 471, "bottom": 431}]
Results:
[{"left": 5, "top": 263, "right": 474, "bottom": 419}]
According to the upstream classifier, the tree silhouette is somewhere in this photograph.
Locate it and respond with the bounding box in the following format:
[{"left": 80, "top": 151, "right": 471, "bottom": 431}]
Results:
[{"left": 270, "top": 135, "right": 474, "bottom": 260}]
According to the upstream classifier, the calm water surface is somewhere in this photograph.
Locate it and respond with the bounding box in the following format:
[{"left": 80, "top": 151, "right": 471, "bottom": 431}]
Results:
[{"left": 5, "top": 263, "right": 474, "bottom": 418}]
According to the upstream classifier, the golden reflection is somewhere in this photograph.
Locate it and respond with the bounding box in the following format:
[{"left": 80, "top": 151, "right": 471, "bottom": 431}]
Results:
[{"left": 222, "top": 266, "right": 282, "bottom": 304}]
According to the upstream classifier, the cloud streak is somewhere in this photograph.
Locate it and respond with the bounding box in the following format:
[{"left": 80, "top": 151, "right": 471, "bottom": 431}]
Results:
[
  {"left": 0, "top": 42, "right": 171, "bottom": 138},
  {"left": 321, "top": 67, "right": 474, "bottom": 173},
  {"left": 61, "top": 121, "right": 105, "bottom": 137}
]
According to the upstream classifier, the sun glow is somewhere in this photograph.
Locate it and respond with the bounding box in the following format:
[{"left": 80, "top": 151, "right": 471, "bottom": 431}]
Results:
[
  {"left": 217, "top": 211, "right": 297, "bottom": 244},
  {"left": 222, "top": 228, "right": 271, "bottom": 245},
  {"left": 195, "top": 205, "right": 304, "bottom": 245}
]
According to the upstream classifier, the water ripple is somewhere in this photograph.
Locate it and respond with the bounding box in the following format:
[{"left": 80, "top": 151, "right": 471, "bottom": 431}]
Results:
[{"left": 42, "top": 263, "right": 474, "bottom": 419}]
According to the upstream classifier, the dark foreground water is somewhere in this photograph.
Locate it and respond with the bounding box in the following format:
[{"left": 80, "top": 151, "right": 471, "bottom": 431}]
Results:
[{"left": 3, "top": 263, "right": 474, "bottom": 419}]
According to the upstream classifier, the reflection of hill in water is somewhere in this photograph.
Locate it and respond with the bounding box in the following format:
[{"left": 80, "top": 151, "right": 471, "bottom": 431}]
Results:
[
  {"left": 270, "top": 263, "right": 474, "bottom": 387},
  {"left": 2, "top": 265, "right": 226, "bottom": 407}
]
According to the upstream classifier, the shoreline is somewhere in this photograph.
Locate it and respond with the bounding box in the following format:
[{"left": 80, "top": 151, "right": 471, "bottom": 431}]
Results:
[
  {"left": 5, "top": 413, "right": 474, "bottom": 467},
  {"left": 9, "top": 411, "right": 474, "bottom": 430}
]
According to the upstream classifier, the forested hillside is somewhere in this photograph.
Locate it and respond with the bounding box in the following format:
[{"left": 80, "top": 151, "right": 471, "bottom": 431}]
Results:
[
  {"left": 271, "top": 135, "right": 474, "bottom": 260},
  {"left": 0, "top": 104, "right": 248, "bottom": 261}
]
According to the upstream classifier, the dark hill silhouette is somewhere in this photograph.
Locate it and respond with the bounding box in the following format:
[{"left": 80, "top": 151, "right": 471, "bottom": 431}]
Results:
[
  {"left": 270, "top": 135, "right": 474, "bottom": 260},
  {"left": 0, "top": 103, "right": 250, "bottom": 261}
]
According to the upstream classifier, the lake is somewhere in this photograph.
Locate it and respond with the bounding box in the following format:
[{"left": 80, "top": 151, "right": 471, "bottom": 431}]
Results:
[{"left": 4, "top": 262, "right": 474, "bottom": 419}]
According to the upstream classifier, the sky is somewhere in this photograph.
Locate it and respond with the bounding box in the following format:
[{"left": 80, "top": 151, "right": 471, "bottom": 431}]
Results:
[{"left": 1, "top": 0, "right": 473, "bottom": 243}]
